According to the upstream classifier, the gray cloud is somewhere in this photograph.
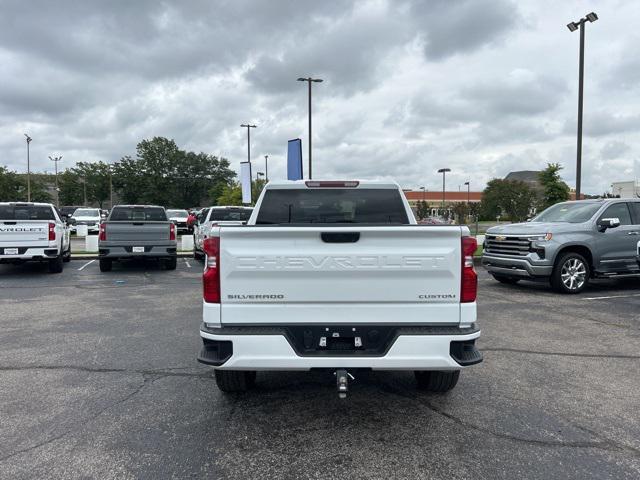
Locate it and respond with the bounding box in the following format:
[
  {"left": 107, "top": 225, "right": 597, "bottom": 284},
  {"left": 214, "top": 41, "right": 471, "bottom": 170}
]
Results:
[{"left": 1, "top": 0, "right": 639, "bottom": 197}]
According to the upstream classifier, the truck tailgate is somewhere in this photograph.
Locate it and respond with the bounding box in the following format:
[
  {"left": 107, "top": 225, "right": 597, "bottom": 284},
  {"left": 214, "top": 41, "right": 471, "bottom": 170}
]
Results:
[
  {"left": 0, "top": 221, "right": 50, "bottom": 247},
  {"left": 103, "top": 222, "right": 171, "bottom": 242},
  {"left": 219, "top": 226, "right": 463, "bottom": 325}
]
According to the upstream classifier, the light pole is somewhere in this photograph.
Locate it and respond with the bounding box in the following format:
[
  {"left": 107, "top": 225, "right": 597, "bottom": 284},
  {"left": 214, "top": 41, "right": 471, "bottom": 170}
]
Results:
[
  {"left": 48, "top": 155, "right": 62, "bottom": 207},
  {"left": 437, "top": 168, "right": 451, "bottom": 213},
  {"left": 464, "top": 181, "right": 470, "bottom": 204},
  {"left": 24, "top": 134, "right": 32, "bottom": 201},
  {"left": 240, "top": 124, "right": 257, "bottom": 165},
  {"left": 567, "top": 12, "right": 598, "bottom": 199},
  {"left": 297, "top": 76, "right": 323, "bottom": 179},
  {"left": 264, "top": 155, "right": 269, "bottom": 182},
  {"left": 419, "top": 186, "right": 426, "bottom": 202}
]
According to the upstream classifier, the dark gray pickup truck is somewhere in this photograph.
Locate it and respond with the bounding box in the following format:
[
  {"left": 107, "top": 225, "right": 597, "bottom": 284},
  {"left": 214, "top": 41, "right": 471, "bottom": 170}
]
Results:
[{"left": 98, "top": 205, "right": 177, "bottom": 272}]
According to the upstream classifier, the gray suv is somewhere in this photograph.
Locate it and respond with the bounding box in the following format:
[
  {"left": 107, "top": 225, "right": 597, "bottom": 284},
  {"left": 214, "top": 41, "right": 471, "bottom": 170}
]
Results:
[{"left": 482, "top": 199, "right": 640, "bottom": 293}]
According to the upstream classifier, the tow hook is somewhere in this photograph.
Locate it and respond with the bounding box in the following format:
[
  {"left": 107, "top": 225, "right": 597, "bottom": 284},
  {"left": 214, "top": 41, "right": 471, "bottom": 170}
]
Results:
[{"left": 335, "top": 369, "right": 355, "bottom": 399}]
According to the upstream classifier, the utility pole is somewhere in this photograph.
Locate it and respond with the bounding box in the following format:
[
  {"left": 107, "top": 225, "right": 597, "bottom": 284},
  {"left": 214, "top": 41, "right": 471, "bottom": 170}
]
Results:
[
  {"left": 567, "top": 12, "right": 598, "bottom": 199},
  {"left": 109, "top": 165, "right": 114, "bottom": 210},
  {"left": 48, "top": 155, "right": 63, "bottom": 207},
  {"left": 83, "top": 177, "right": 87, "bottom": 206},
  {"left": 24, "top": 134, "right": 32, "bottom": 201},
  {"left": 264, "top": 155, "right": 269, "bottom": 182},
  {"left": 297, "top": 77, "right": 323, "bottom": 179}
]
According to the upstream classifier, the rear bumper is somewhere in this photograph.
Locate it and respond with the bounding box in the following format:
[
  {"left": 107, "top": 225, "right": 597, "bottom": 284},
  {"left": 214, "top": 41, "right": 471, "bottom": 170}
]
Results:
[
  {"left": 198, "top": 325, "right": 481, "bottom": 371},
  {"left": 0, "top": 246, "right": 59, "bottom": 261},
  {"left": 98, "top": 245, "right": 177, "bottom": 258},
  {"left": 481, "top": 254, "right": 552, "bottom": 278}
]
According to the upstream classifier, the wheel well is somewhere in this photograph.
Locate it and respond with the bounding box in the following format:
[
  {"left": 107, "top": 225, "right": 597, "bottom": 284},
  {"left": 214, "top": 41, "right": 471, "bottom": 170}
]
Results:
[{"left": 555, "top": 245, "right": 594, "bottom": 271}]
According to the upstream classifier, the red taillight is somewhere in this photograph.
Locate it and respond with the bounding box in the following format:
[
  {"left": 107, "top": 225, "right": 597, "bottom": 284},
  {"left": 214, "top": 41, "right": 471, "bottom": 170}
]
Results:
[
  {"left": 461, "top": 236, "right": 478, "bottom": 303},
  {"left": 203, "top": 236, "right": 220, "bottom": 303},
  {"left": 48, "top": 222, "right": 56, "bottom": 241},
  {"left": 169, "top": 223, "right": 176, "bottom": 241},
  {"left": 99, "top": 223, "right": 106, "bottom": 241}
]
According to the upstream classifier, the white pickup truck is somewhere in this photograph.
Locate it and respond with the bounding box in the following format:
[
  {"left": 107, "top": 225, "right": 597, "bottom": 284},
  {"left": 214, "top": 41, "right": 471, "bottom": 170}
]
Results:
[
  {"left": 0, "top": 202, "right": 71, "bottom": 273},
  {"left": 197, "top": 181, "right": 482, "bottom": 397}
]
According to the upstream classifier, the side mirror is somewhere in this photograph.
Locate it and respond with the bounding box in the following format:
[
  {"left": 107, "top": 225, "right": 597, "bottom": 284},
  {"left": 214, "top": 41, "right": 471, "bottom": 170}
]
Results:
[
  {"left": 598, "top": 217, "right": 620, "bottom": 231},
  {"left": 67, "top": 217, "right": 77, "bottom": 226}
]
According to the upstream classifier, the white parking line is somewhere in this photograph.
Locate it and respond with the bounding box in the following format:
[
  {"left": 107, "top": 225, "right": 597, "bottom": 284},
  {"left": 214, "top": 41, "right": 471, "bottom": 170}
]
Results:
[
  {"left": 183, "top": 258, "right": 192, "bottom": 268},
  {"left": 77, "top": 260, "right": 95, "bottom": 271},
  {"left": 584, "top": 293, "right": 640, "bottom": 301}
]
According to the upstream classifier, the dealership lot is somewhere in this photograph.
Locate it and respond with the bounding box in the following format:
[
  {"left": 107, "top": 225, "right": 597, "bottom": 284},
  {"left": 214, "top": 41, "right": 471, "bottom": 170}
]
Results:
[{"left": 0, "top": 261, "right": 638, "bottom": 479}]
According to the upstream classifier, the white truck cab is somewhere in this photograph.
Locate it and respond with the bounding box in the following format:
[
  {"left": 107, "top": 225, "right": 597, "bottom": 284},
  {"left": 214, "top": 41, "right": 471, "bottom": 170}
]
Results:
[
  {"left": 0, "top": 202, "right": 72, "bottom": 273},
  {"left": 197, "top": 181, "right": 481, "bottom": 396}
]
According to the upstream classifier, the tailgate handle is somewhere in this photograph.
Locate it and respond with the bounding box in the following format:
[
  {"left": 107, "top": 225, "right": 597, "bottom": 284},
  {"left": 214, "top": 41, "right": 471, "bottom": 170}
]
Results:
[
  {"left": 321, "top": 232, "right": 360, "bottom": 243},
  {"left": 132, "top": 222, "right": 145, "bottom": 226},
  {"left": 3, "top": 222, "right": 17, "bottom": 225}
]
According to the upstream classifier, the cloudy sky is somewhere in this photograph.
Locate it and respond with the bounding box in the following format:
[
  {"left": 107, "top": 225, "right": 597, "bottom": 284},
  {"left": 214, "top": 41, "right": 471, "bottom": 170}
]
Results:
[{"left": 1, "top": 0, "right": 639, "bottom": 194}]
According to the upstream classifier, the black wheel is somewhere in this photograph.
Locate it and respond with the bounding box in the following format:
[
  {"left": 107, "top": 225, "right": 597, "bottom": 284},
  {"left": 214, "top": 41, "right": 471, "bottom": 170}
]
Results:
[
  {"left": 164, "top": 256, "right": 177, "bottom": 270},
  {"left": 215, "top": 370, "right": 256, "bottom": 393},
  {"left": 415, "top": 370, "right": 460, "bottom": 392},
  {"left": 99, "top": 258, "right": 112, "bottom": 272},
  {"left": 193, "top": 248, "right": 203, "bottom": 261},
  {"left": 492, "top": 274, "right": 520, "bottom": 285},
  {"left": 62, "top": 244, "right": 71, "bottom": 263},
  {"left": 48, "top": 255, "right": 64, "bottom": 273},
  {"left": 550, "top": 252, "right": 590, "bottom": 294}
]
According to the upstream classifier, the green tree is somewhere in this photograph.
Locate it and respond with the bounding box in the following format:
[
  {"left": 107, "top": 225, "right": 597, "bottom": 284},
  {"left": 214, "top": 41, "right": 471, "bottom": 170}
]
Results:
[
  {"left": 481, "top": 179, "right": 536, "bottom": 222},
  {"left": 58, "top": 170, "right": 84, "bottom": 205},
  {"left": 0, "top": 166, "right": 23, "bottom": 201},
  {"left": 538, "top": 163, "right": 570, "bottom": 210},
  {"left": 216, "top": 182, "right": 243, "bottom": 206},
  {"left": 451, "top": 202, "right": 469, "bottom": 224},
  {"left": 73, "top": 161, "right": 111, "bottom": 208},
  {"left": 112, "top": 156, "right": 144, "bottom": 204},
  {"left": 416, "top": 200, "right": 429, "bottom": 220}
]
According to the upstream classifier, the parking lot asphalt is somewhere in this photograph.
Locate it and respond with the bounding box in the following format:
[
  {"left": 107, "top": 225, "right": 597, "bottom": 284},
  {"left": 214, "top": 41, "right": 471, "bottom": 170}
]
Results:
[{"left": 0, "top": 260, "right": 639, "bottom": 479}]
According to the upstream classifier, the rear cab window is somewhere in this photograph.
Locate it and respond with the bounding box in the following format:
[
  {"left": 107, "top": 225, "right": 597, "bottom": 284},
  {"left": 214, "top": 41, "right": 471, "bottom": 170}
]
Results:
[
  {"left": 256, "top": 188, "right": 409, "bottom": 224},
  {"left": 109, "top": 207, "right": 167, "bottom": 221},
  {"left": 0, "top": 204, "right": 55, "bottom": 221},
  {"left": 209, "top": 208, "right": 252, "bottom": 222}
]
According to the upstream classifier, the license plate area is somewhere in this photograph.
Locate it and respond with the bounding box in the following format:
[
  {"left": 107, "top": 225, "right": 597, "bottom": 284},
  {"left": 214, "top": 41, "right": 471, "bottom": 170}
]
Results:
[
  {"left": 132, "top": 246, "right": 145, "bottom": 253},
  {"left": 3, "top": 248, "right": 19, "bottom": 255},
  {"left": 285, "top": 325, "right": 398, "bottom": 356}
]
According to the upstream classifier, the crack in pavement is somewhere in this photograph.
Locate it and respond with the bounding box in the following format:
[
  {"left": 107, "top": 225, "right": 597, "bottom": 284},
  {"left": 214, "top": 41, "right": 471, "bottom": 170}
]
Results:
[
  {"left": 0, "top": 372, "right": 168, "bottom": 463},
  {"left": 380, "top": 383, "right": 640, "bottom": 457},
  {"left": 481, "top": 347, "right": 640, "bottom": 360}
]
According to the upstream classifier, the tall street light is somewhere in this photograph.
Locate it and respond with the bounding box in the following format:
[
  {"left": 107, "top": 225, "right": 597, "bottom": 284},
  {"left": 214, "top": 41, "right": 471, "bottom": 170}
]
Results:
[
  {"left": 464, "top": 181, "right": 470, "bottom": 204},
  {"left": 437, "top": 168, "right": 451, "bottom": 211},
  {"left": 297, "top": 76, "right": 323, "bottom": 179},
  {"left": 567, "top": 11, "right": 598, "bottom": 199},
  {"left": 264, "top": 155, "right": 269, "bottom": 182},
  {"left": 24, "top": 134, "right": 32, "bottom": 201},
  {"left": 419, "top": 186, "right": 426, "bottom": 202},
  {"left": 48, "top": 155, "right": 63, "bottom": 207}
]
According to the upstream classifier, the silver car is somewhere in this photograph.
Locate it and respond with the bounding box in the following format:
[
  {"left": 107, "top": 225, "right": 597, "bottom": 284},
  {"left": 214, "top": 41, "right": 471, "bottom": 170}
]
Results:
[{"left": 482, "top": 199, "right": 640, "bottom": 293}]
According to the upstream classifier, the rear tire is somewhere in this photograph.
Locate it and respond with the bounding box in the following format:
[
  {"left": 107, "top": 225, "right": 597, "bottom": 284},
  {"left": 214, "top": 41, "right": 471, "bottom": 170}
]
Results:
[
  {"left": 62, "top": 244, "right": 71, "bottom": 263},
  {"left": 415, "top": 370, "right": 460, "bottom": 392},
  {"left": 215, "top": 370, "right": 256, "bottom": 393},
  {"left": 492, "top": 274, "right": 520, "bottom": 285},
  {"left": 99, "top": 258, "right": 112, "bottom": 272},
  {"left": 550, "top": 252, "right": 590, "bottom": 294},
  {"left": 48, "top": 254, "right": 64, "bottom": 273},
  {"left": 193, "top": 249, "right": 203, "bottom": 261},
  {"left": 164, "top": 256, "right": 177, "bottom": 270}
]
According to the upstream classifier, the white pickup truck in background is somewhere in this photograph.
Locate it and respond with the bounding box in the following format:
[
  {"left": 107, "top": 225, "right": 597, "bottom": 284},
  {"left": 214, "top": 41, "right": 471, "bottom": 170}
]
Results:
[
  {"left": 197, "top": 181, "right": 482, "bottom": 397},
  {"left": 0, "top": 202, "right": 72, "bottom": 273}
]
